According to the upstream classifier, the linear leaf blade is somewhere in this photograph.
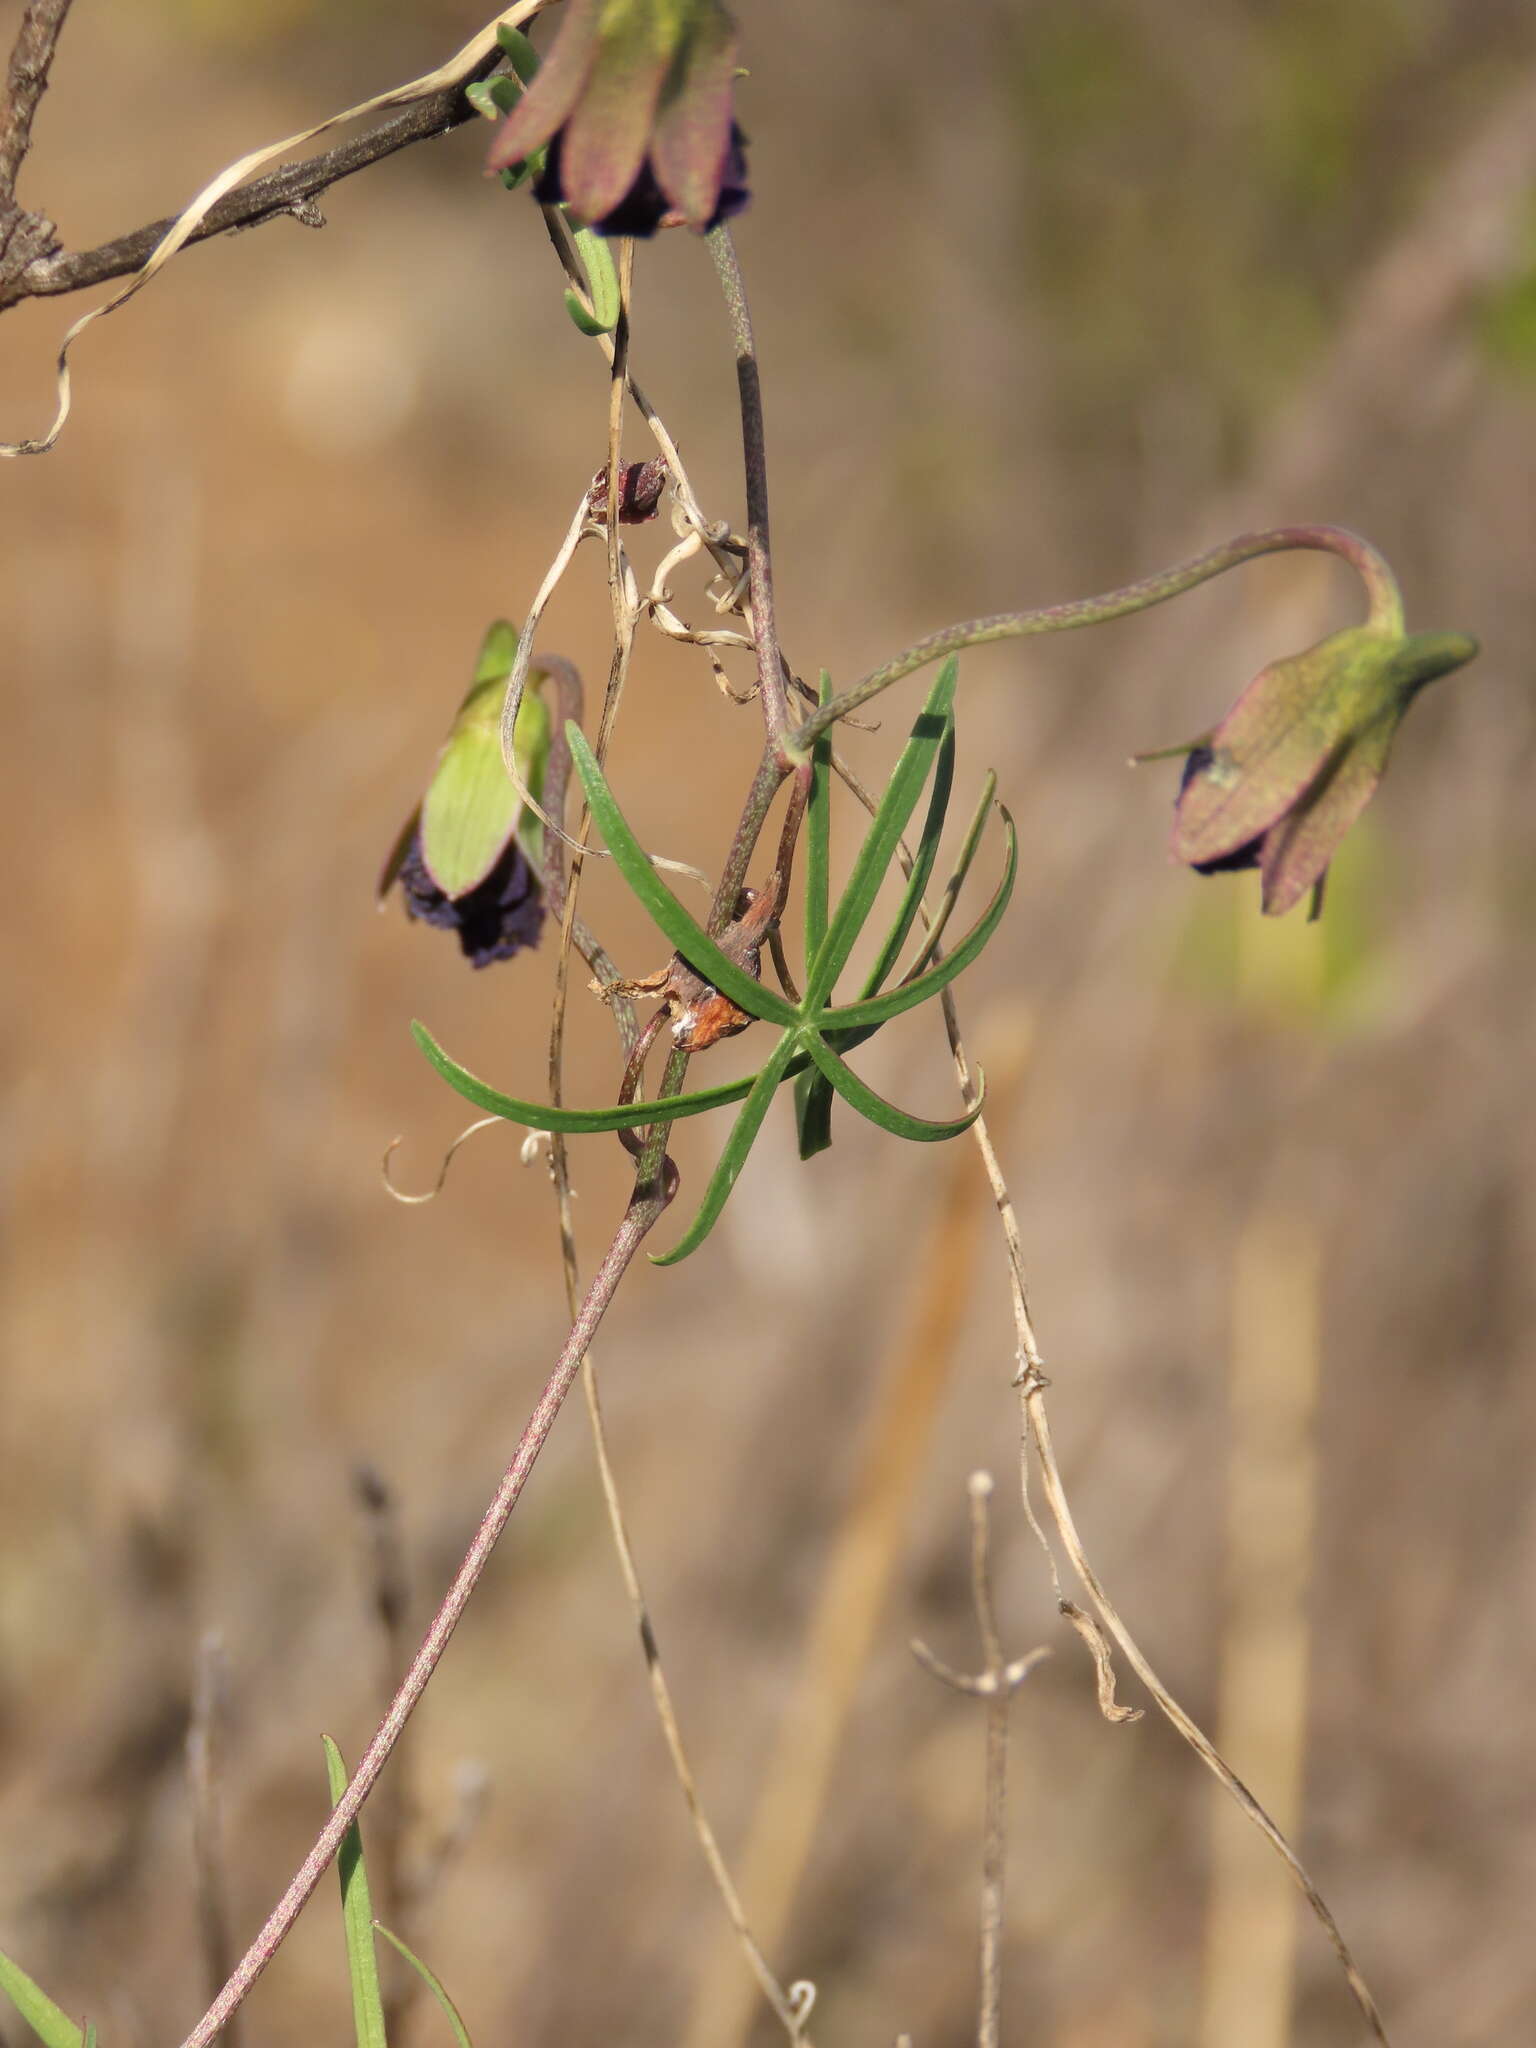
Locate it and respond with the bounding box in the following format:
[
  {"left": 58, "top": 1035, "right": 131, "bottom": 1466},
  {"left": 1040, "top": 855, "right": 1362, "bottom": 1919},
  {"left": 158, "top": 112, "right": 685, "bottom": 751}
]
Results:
[
  {"left": 858, "top": 713, "right": 956, "bottom": 997},
  {"left": 413, "top": 1021, "right": 761, "bottom": 1131},
  {"left": 817, "top": 805, "right": 1016, "bottom": 1033},
  {"left": 324, "top": 1738, "right": 388, "bottom": 2048},
  {"left": 651, "top": 1034, "right": 802, "bottom": 1266},
  {"left": 793, "top": 1065, "right": 834, "bottom": 1160},
  {"left": 567, "top": 726, "right": 797, "bottom": 1025},
  {"left": 900, "top": 769, "right": 996, "bottom": 981},
  {"left": 0, "top": 1949, "right": 84, "bottom": 2048},
  {"left": 804, "top": 1032, "right": 985, "bottom": 1143},
  {"left": 374, "top": 1926, "right": 474, "bottom": 2048},
  {"left": 805, "top": 659, "right": 959, "bottom": 1009}
]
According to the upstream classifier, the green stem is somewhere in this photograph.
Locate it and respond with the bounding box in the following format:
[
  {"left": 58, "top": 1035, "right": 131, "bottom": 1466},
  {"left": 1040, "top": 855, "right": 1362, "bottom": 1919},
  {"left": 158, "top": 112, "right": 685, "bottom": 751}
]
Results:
[{"left": 793, "top": 524, "right": 1405, "bottom": 749}]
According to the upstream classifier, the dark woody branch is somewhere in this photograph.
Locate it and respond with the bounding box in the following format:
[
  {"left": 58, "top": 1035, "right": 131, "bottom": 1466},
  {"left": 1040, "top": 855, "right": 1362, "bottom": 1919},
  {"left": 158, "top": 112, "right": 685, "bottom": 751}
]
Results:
[
  {"left": 0, "top": 0, "right": 75, "bottom": 280},
  {"left": 0, "top": 0, "right": 74, "bottom": 195},
  {"left": 0, "top": 39, "right": 499, "bottom": 313}
]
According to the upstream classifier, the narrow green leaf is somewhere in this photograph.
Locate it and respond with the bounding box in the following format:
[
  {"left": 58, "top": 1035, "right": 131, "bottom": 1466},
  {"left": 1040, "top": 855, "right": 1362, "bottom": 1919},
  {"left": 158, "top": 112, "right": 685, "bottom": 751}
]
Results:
[
  {"left": 793, "top": 1065, "right": 834, "bottom": 1160},
  {"left": 413, "top": 1020, "right": 768, "bottom": 1132},
  {"left": 465, "top": 78, "right": 517, "bottom": 120},
  {"left": 803, "top": 1032, "right": 985, "bottom": 1143},
  {"left": 0, "top": 1948, "right": 84, "bottom": 2048},
  {"left": 804, "top": 660, "right": 959, "bottom": 1010},
  {"left": 564, "top": 227, "right": 621, "bottom": 336},
  {"left": 567, "top": 726, "right": 797, "bottom": 1025},
  {"left": 494, "top": 22, "right": 541, "bottom": 80},
  {"left": 817, "top": 806, "right": 1016, "bottom": 1033},
  {"left": 902, "top": 768, "right": 997, "bottom": 981},
  {"left": 324, "top": 1738, "right": 388, "bottom": 2048},
  {"left": 82, "top": 2029, "right": 96, "bottom": 2048},
  {"left": 858, "top": 714, "right": 956, "bottom": 998},
  {"left": 374, "top": 1926, "right": 474, "bottom": 2048},
  {"left": 651, "top": 1033, "right": 802, "bottom": 1265}
]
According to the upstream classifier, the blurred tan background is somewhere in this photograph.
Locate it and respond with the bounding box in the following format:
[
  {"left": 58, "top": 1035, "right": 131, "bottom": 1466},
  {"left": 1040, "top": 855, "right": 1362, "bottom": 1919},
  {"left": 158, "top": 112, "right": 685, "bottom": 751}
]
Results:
[{"left": 2, "top": 2, "right": 1534, "bottom": 2044}]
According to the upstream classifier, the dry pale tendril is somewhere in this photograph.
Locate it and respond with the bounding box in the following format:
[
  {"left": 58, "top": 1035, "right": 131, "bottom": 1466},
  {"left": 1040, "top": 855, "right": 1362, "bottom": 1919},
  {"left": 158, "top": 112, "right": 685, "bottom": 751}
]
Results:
[
  {"left": 496, "top": 467, "right": 756, "bottom": 888},
  {"left": 380, "top": 1122, "right": 506, "bottom": 1204}
]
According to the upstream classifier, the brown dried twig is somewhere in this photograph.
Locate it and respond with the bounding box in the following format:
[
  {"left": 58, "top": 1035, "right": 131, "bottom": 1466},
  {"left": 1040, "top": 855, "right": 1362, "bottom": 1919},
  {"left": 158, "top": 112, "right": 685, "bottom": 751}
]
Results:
[
  {"left": 0, "top": 10, "right": 496, "bottom": 311},
  {"left": 0, "top": 0, "right": 74, "bottom": 284},
  {"left": 0, "top": 0, "right": 72, "bottom": 194},
  {"left": 911, "top": 1475, "right": 1049, "bottom": 2048}
]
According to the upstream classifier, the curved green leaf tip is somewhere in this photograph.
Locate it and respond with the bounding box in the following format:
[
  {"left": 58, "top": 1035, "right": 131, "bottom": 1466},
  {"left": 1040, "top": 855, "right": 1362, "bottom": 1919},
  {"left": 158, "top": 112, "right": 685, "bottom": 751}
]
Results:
[{"left": 375, "top": 1925, "right": 476, "bottom": 2048}]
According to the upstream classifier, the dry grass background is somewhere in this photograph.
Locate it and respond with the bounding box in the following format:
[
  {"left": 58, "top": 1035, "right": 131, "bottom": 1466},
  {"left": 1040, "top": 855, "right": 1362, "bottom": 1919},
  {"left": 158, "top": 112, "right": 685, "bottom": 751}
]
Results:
[{"left": 2, "top": 2, "right": 1535, "bottom": 2044}]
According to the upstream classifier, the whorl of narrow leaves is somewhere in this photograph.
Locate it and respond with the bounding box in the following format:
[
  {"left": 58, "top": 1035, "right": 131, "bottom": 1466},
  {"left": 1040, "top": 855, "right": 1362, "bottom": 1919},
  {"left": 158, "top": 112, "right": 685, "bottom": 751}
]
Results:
[{"left": 416, "top": 661, "right": 1018, "bottom": 1261}]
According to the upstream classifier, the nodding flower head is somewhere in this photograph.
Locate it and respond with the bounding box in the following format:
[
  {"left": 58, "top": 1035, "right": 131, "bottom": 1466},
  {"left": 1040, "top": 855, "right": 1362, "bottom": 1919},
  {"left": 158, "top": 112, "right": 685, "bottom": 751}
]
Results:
[
  {"left": 486, "top": 0, "right": 749, "bottom": 238},
  {"left": 1154, "top": 621, "right": 1477, "bottom": 917},
  {"left": 380, "top": 623, "right": 552, "bottom": 968}
]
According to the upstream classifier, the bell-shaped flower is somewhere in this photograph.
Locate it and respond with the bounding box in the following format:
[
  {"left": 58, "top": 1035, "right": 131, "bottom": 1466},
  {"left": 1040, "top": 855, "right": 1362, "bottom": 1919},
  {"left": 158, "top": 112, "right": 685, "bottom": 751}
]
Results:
[
  {"left": 1161, "top": 620, "right": 1477, "bottom": 916},
  {"left": 485, "top": 0, "right": 748, "bottom": 237},
  {"left": 380, "top": 624, "right": 552, "bottom": 968}
]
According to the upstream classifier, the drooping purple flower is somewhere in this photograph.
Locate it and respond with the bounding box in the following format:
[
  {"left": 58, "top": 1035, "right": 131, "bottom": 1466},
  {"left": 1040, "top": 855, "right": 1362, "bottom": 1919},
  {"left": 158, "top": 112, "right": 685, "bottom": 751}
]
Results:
[
  {"left": 487, "top": 0, "right": 749, "bottom": 238},
  {"left": 1157, "top": 622, "right": 1478, "bottom": 917}
]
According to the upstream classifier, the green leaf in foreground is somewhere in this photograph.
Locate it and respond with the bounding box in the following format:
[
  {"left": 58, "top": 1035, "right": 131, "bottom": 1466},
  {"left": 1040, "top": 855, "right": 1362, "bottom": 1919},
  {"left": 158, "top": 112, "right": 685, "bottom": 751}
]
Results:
[
  {"left": 650, "top": 1033, "right": 803, "bottom": 1267},
  {"left": 565, "top": 227, "right": 622, "bottom": 336},
  {"left": 567, "top": 725, "right": 798, "bottom": 1025},
  {"left": 324, "top": 1737, "right": 388, "bottom": 2048},
  {"left": 375, "top": 1925, "right": 475, "bottom": 2048},
  {"left": 0, "top": 1947, "right": 85, "bottom": 2048},
  {"left": 803, "top": 659, "right": 959, "bottom": 1008},
  {"left": 412, "top": 1020, "right": 770, "bottom": 1131}
]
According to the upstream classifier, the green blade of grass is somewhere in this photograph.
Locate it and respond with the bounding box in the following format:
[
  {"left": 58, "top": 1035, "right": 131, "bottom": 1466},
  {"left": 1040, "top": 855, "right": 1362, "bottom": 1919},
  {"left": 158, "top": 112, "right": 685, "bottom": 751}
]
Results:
[
  {"left": 412, "top": 1020, "right": 765, "bottom": 1131},
  {"left": 816, "top": 805, "right": 1016, "bottom": 1033},
  {"left": 804, "top": 659, "right": 959, "bottom": 1010},
  {"left": 803, "top": 1031, "right": 986, "bottom": 1143},
  {"left": 0, "top": 1947, "right": 85, "bottom": 2048},
  {"left": 650, "top": 1032, "right": 802, "bottom": 1265},
  {"left": 324, "top": 1737, "right": 388, "bottom": 2048},
  {"left": 374, "top": 1926, "right": 474, "bottom": 2048},
  {"left": 567, "top": 726, "right": 798, "bottom": 1025}
]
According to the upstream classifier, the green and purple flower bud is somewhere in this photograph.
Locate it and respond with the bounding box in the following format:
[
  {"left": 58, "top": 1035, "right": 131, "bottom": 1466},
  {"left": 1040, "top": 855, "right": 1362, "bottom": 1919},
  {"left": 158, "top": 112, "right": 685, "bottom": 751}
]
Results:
[
  {"left": 485, "top": 0, "right": 748, "bottom": 238},
  {"left": 1161, "top": 619, "right": 1477, "bottom": 916},
  {"left": 380, "top": 623, "right": 553, "bottom": 968}
]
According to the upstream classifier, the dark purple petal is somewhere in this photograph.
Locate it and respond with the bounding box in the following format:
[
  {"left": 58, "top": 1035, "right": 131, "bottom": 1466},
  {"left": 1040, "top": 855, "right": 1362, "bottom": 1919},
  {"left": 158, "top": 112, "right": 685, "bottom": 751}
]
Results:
[
  {"left": 396, "top": 830, "right": 545, "bottom": 969},
  {"left": 534, "top": 126, "right": 747, "bottom": 239},
  {"left": 708, "top": 124, "right": 751, "bottom": 229}
]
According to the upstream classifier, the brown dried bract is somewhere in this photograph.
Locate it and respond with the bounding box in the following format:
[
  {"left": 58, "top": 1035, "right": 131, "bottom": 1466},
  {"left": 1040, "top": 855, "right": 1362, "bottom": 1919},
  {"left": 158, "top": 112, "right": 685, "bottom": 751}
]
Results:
[{"left": 593, "top": 884, "right": 779, "bottom": 1053}]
